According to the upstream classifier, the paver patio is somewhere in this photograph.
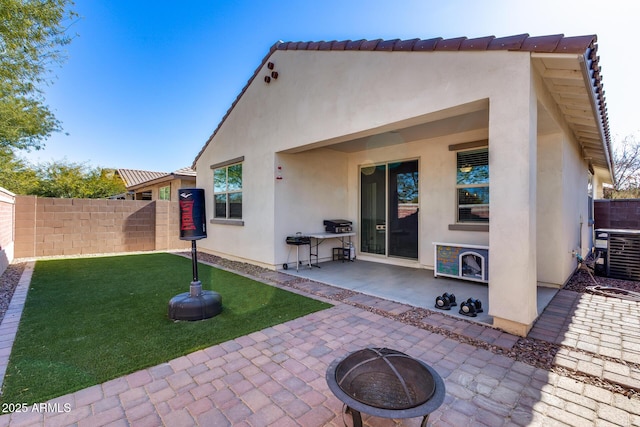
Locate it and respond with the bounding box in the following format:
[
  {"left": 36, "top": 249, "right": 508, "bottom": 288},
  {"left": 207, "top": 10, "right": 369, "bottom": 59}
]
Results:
[{"left": 0, "top": 259, "right": 638, "bottom": 426}]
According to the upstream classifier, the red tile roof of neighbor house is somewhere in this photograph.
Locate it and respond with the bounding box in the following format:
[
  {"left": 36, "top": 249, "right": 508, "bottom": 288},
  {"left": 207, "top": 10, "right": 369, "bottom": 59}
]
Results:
[{"left": 192, "top": 34, "right": 610, "bottom": 172}]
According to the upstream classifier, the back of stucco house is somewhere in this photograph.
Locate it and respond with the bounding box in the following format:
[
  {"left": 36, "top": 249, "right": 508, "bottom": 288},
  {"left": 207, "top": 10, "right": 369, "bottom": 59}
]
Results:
[{"left": 192, "top": 34, "right": 613, "bottom": 336}]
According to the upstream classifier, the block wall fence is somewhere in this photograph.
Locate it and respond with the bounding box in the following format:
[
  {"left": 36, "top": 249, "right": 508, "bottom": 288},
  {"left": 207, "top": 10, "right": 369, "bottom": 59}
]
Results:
[
  {"left": 13, "top": 196, "right": 189, "bottom": 259},
  {"left": 594, "top": 199, "right": 640, "bottom": 230}
]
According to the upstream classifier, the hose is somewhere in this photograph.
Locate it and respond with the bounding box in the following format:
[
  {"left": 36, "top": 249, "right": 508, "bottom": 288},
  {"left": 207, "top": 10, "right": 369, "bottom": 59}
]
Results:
[{"left": 586, "top": 286, "right": 640, "bottom": 302}]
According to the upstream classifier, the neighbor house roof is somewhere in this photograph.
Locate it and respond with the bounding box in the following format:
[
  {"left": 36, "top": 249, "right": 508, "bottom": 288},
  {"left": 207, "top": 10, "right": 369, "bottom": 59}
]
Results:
[
  {"left": 116, "top": 168, "right": 196, "bottom": 190},
  {"left": 192, "top": 34, "right": 611, "bottom": 175},
  {"left": 116, "top": 169, "right": 167, "bottom": 188}
]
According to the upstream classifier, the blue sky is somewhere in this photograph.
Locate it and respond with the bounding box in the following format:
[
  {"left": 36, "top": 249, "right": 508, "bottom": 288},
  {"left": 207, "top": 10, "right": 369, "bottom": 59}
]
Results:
[{"left": 22, "top": 0, "right": 640, "bottom": 172}]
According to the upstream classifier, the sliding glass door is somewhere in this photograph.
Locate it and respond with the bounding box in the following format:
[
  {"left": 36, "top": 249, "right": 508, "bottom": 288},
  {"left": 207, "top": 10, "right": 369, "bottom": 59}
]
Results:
[{"left": 360, "top": 160, "right": 419, "bottom": 259}]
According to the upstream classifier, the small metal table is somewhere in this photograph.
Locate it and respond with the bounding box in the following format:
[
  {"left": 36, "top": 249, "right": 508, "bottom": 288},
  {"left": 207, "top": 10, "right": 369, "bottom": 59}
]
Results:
[{"left": 306, "top": 232, "right": 356, "bottom": 267}]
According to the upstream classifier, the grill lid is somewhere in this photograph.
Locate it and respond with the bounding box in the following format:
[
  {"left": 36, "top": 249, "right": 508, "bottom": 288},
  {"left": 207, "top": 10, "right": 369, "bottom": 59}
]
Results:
[{"left": 334, "top": 347, "right": 435, "bottom": 410}]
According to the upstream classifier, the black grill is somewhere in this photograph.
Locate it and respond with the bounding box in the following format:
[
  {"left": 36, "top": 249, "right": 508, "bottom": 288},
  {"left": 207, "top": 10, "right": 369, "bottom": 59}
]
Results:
[{"left": 286, "top": 235, "right": 310, "bottom": 245}]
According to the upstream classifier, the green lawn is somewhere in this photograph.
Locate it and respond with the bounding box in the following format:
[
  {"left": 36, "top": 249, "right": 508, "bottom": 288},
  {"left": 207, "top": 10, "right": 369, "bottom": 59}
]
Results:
[{"left": 0, "top": 253, "right": 331, "bottom": 405}]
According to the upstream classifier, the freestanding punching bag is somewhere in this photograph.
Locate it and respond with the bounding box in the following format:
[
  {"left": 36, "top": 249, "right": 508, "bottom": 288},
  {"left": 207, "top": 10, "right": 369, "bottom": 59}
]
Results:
[{"left": 168, "top": 188, "right": 222, "bottom": 321}]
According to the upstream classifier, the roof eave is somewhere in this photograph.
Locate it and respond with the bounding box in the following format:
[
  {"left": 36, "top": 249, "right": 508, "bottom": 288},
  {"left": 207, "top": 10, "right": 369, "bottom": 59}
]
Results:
[
  {"left": 192, "top": 35, "right": 612, "bottom": 179},
  {"left": 578, "top": 53, "right": 615, "bottom": 183}
]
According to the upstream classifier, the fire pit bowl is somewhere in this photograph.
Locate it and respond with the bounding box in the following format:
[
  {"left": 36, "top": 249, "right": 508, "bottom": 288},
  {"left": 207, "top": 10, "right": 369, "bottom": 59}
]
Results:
[{"left": 326, "top": 347, "right": 445, "bottom": 427}]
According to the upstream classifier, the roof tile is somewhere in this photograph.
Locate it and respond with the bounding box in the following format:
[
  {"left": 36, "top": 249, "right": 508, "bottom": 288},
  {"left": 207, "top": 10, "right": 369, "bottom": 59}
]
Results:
[
  {"left": 556, "top": 35, "right": 597, "bottom": 53},
  {"left": 332, "top": 40, "right": 349, "bottom": 50},
  {"left": 460, "top": 36, "right": 495, "bottom": 51},
  {"left": 345, "top": 39, "right": 366, "bottom": 50},
  {"left": 376, "top": 39, "right": 401, "bottom": 51},
  {"left": 487, "top": 33, "right": 528, "bottom": 50},
  {"left": 360, "top": 39, "right": 382, "bottom": 51},
  {"left": 412, "top": 38, "right": 442, "bottom": 51},
  {"left": 434, "top": 37, "right": 467, "bottom": 51},
  {"left": 520, "top": 34, "right": 563, "bottom": 52},
  {"left": 395, "top": 38, "right": 419, "bottom": 51},
  {"left": 287, "top": 41, "right": 303, "bottom": 50}
]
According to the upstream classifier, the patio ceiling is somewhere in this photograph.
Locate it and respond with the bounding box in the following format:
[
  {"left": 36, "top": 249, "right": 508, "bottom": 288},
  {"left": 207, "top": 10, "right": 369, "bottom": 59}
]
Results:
[
  {"left": 326, "top": 109, "right": 489, "bottom": 153},
  {"left": 280, "top": 99, "right": 490, "bottom": 154}
]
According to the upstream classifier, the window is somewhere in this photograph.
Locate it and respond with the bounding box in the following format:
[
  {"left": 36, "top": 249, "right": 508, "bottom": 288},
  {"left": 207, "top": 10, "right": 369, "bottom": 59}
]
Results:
[
  {"left": 213, "top": 162, "right": 242, "bottom": 220},
  {"left": 159, "top": 185, "right": 170, "bottom": 200},
  {"left": 136, "top": 191, "right": 152, "bottom": 200},
  {"left": 456, "top": 148, "right": 489, "bottom": 223}
]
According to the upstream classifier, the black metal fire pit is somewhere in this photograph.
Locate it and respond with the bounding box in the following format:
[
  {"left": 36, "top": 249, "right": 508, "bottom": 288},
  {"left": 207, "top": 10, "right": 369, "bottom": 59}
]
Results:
[{"left": 326, "top": 347, "right": 445, "bottom": 427}]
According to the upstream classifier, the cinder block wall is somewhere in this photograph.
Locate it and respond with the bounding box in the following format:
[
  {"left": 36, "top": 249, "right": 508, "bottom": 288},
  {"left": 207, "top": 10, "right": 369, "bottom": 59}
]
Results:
[
  {"left": 155, "top": 200, "right": 188, "bottom": 251},
  {"left": 594, "top": 199, "right": 640, "bottom": 230},
  {"left": 0, "top": 188, "right": 15, "bottom": 275},
  {"left": 14, "top": 196, "right": 189, "bottom": 258}
]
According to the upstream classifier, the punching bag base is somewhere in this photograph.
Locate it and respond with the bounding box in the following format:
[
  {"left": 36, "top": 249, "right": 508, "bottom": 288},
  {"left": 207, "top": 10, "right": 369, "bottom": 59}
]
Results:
[{"left": 168, "top": 290, "right": 222, "bottom": 321}]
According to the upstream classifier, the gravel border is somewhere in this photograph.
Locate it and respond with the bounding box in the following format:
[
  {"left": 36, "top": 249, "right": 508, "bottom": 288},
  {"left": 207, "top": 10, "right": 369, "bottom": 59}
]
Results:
[{"left": 0, "top": 263, "right": 25, "bottom": 325}]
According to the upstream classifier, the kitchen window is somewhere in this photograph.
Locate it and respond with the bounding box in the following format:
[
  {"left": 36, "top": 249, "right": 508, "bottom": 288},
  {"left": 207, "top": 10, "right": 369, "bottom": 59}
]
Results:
[
  {"left": 213, "top": 160, "right": 243, "bottom": 221},
  {"left": 456, "top": 148, "right": 489, "bottom": 223}
]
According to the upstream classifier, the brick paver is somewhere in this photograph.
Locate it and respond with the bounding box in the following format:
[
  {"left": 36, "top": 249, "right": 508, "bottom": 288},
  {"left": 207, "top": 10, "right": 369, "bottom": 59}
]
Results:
[{"left": 0, "top": 260, "right": 639, "bottom": 426}]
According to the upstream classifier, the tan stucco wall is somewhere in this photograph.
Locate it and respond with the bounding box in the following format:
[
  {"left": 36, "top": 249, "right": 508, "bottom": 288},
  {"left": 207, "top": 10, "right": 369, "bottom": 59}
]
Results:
[
  {"left": 195, "top": 48, "right": 597, "bottom": 335},
  {"left": 536, "top": 132, "right": 591, "bottom": 286},
  {"left": 486, "top": 67, "right": 538, "bottom": 331},
  {"left": 196, "top": 49, "right": 526, "bottom": 264}
]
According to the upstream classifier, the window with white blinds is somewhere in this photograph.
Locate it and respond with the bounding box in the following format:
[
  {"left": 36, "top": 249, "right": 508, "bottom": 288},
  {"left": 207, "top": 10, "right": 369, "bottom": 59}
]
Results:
[{"left": 456, "top": 148, "right": 489, "bottom": 223}]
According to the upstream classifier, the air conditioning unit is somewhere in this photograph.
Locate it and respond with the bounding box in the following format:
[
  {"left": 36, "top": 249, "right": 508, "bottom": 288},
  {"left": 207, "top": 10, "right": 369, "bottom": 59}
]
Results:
[{"left": 595, "top": 229, "right": 640, "bottom": 281}]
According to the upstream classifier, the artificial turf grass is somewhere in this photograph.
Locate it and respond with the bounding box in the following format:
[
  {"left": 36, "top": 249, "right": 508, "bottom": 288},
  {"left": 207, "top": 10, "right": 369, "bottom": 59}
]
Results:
[{"left": 0, "top": 253, "right": 331, "bottom": 405}]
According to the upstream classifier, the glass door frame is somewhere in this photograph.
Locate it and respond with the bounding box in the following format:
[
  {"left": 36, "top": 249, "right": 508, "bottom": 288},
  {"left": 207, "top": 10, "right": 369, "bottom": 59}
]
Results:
[{"left": 359, "top": 158, "right": 419, "bottom": 261}]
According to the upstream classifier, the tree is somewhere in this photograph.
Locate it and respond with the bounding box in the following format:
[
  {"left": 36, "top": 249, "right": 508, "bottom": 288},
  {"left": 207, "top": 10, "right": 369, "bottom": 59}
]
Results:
[
  {"left": 0, "top": 147, "right": 39, "bottom": 194},
  {"left": 607, "top": 134, "right": 640, "bottom": 199},
  {"left": 0, "top": 0, "right": 77, "bottom": 151},
  {"left": 33, "top": 160, "right": 126, "bottom": 199},
  {"left": 1, "top": 149, "right": 126, "bottom": 198},
  {"left": 82, "top": 168, "right": 127, "bottom": 199}
]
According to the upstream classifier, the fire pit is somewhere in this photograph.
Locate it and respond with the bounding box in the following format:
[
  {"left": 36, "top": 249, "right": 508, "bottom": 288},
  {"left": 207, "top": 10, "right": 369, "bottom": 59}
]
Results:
[{"left": 326, "top": 347, "right": 445, "bottom": 427}]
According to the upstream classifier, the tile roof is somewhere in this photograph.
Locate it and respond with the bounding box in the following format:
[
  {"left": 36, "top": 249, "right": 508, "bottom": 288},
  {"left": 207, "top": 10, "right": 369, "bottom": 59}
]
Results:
[
  {"left": 173, "top": 167, "right": 196, "bottom": 176},
  {"left": 276, "top": 34, "right": 596, "bottom": 53},
  {"left": 117, "top": 167, "right": 196, "bottom": 190},
  {"left": 116, "top": 169, "right": 168, "bottom": 188},
  {"left": 192, "top": 34, "right": 610, "bottom": 173}
]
